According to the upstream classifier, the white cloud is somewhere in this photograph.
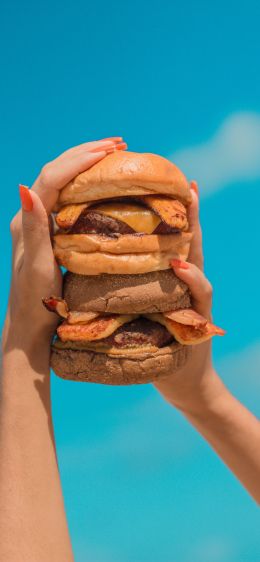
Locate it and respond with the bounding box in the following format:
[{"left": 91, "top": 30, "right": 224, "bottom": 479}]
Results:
[
  {"left": 185, "top": 536, "right": 236, "bottom": 562},
  {"left": 171, "top": 112, "right": 260, "bottom": 194}
]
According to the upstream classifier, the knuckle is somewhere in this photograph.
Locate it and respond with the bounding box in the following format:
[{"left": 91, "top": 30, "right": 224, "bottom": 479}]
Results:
[
  {"left": 205, "top": 281, "right": 213, "bottom": 299},
  {"left": 39, "top": 162, "right": 53, "bottom": 188}
]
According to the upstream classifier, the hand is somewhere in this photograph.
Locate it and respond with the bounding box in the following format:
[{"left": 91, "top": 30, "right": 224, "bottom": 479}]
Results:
[
  {"left": 2, "top": 138, "right": 127, "bottom": 354},
  {"left": 153, "top": 182, "right": 224, "bottom": 415}
]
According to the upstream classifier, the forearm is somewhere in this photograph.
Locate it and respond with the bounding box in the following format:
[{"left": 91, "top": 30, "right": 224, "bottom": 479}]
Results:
[
  {"left": 0, "top": 341, "right": 73, "bottom": 562},
  {"left": 182, "top": 372, "right": 260, "bottom": 504}
]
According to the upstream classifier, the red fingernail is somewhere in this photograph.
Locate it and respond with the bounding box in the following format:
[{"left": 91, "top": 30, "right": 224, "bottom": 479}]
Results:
[
  {"left": 19, "top": 184, "right": 33, "bottom": 212},
  {"left": 190, "top": 180, "right": 199, "bottom": 197},
  {"left": 106, "top": 142, "right": 128, "bottom": 154},
  {"left": 170, "top": 259, "right": 189, "bottom": 270}
]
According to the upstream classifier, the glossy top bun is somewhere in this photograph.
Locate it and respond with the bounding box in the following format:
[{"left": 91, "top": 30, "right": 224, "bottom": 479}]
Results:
[{"left": 57, "top": 151, "right": 191, "bottom": 207}]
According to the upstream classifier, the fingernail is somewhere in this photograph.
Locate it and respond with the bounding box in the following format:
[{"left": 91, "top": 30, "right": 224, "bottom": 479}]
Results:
[
  {"left": 106, "top": 142, "right": 128, "bottom": 154},
  {"left": 170, "top": 259, "right": 189, "bottom": 270},
  {"left": 19, "top": 184, "right": 33, "bottom": 212},
  {"left": 190, "top": 180, "right": 199, "bottom": 197}
]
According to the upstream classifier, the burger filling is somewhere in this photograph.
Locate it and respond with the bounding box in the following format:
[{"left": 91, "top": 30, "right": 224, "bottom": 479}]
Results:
[
  {"left": 56, "top": 196, "right": 188, "bottom": 236},
  {"left": 97, "top": 317, "right": 173, "bottom": 349},
  {"left": 43, "top": 297, "right": 225, "bottom": 354}
]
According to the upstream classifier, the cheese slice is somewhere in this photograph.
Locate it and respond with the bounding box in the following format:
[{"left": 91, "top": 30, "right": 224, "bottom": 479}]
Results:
[
  {"left": 52, "top": 338, "right": 158, "bottom": 356},
  {"left": 93, "top": 202, "right": 161, "bottom": 234}
]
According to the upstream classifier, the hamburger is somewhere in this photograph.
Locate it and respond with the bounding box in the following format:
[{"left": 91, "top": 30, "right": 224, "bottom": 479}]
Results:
[
  {"left": 53, "top": 151, "right": 193, "bottom": 275},
  {"left": 44, "top": 151, "right": 225, "bottom": 385}
]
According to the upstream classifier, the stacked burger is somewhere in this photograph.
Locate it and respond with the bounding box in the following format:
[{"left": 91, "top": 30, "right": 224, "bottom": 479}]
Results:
[{"left": 44, "top": 150, "right": 224, "bottom": 385}]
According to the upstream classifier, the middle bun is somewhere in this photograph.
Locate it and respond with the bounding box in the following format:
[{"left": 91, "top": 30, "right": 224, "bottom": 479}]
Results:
[
  {"left": 63, "top": 269, "right": 191, "bottom": 314},
  {"left": 54, "top": 232, "right": 192, "bottom": 255}
]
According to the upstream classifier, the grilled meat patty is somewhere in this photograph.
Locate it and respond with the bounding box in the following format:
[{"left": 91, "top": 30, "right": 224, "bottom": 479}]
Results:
[
  {"left": 69, "top": 209, "right": 179, "bottom": 236},
  {"left": 102, "top": 317, "right": 174, "bottom": 349},
  {"left": 70, "top": 209, "right": 135, "bottom": 236}
]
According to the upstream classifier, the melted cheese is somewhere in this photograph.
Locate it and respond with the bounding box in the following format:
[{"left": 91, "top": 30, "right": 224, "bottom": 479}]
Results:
[{"left": 93, "top": 203, "right": 161, "bottom": 234}]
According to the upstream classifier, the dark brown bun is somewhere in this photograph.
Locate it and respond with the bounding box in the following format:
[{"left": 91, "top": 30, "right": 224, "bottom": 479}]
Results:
[
  {"left": 57, "top": 151, "right": 191, "bottom": 208},
  {"left": 63, "top": 269, "right": 191, "bottom": 314},
  {"left": 51, "top": 342, "right": 190, "bottom": 385}
]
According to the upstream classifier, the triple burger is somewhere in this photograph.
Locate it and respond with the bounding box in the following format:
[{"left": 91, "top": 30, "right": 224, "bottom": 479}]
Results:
[{"left": 44, "top": 151, "right": 225, "bottom": 385}]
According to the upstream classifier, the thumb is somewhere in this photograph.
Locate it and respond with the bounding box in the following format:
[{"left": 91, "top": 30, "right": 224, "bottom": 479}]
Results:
[{"left": 19, "top": 185, "right": 54, "bottom": 268}]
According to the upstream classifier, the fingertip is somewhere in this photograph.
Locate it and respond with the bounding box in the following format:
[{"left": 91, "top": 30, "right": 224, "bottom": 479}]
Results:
[
  {"left": 170, "top": 260, "right": 192, "bottom": 282},
  {"left": 170, "top": 259, "right": 189, "bottom": 270},
  {"left": 19, "top": 184, "right": 33, "bottom": 212},
  {"left": 190, "top": 180, "right": 199, "bottom": 198}
]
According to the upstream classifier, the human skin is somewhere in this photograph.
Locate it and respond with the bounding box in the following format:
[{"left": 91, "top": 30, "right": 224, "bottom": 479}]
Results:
[
  {"left": 0, "top": 137, "right": 126, "bottom": 562},
  {"left": 1, "top": 147, "right": 259, "bottom": 562},
  {"left": 154, "top": 183, "right": 260, "bottom": 504}
]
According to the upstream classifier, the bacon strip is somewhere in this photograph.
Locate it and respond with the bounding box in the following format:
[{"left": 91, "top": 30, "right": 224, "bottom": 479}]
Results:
[
  {"left": 164, "top": 309, "right": 207, "bottom": 327},
  {"left": 67, "top": 311, "right": 100, "bottom": 324},
  {"left": 162, "top": 318, "right": 226, "bottom": 345},
  {"left": 42, "top": 297, "right": 68, "bottom": 319},
  {"left": 57, "top": 314, "right": 137, "bottom": 342},
  {"left": 141, "top": 196, "right": 188, "bottom": 231},
  {"left": 145, "top": 311, "right": 225, "bottom": 345},
  {"left": 56, "top": 203, "right": 89, "bottom": 229},
  {"left": 43, "top": 297, "right": 100, "bottom": 325}
]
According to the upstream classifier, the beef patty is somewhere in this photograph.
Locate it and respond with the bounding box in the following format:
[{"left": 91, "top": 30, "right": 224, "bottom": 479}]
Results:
[
  {"left": 103, "top": 317, "right": 174, "bottom": 349},
  {"left": 69, "top": 209, "right": 179, "bottom": 236},
  {"left": 70, "top": 209, "right": 134, "bottom": 236}
]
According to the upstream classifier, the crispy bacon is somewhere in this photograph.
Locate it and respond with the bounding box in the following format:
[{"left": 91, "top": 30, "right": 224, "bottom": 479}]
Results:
[
  {"left": 56, "top": 204, "right": 88, "bottom": 229},
  {"left": 43, "top": 297, "right": 100, "bottom": 325},
  {"left": 67, "top": 311, "right": 100, "bottom": 324},
  {"left": 163, "top": 318, "right": 226, "bottom": 344},
  {"left": 164, "top": 309, "right": 207, "bottom": 328},
  {"left": 141, "top": 196, "right": 188, "bottom": 231},
  {"left": 42, "top": 297, "right": 68, "bottom": 319},
  {"left": 44, "top": 297, "right": 225, "bottom": 346},
  {"left": 145, "top": 311, "right": 225, "bottom": 345},
  {"left": 57, "top": 314, "right": 137, "bottom": 342}
]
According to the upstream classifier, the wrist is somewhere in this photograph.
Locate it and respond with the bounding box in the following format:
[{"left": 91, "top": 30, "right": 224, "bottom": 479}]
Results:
[
  {"left": 179, "top": 369, "right": 228, "bottom": 420},
  {"left": 1, "top": 316, "right": 53, "bottom": 372},
  {"left": 156, "top": 365, "right": 227, "bottom": 419}
]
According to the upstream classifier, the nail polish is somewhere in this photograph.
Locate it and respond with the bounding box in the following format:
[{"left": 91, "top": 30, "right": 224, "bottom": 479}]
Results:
[
  {"left": 19, "top": 184, "right": 33, "bottom": 212},
  {"left": 190, "top": 180, "right": 199, "bottom": 197},
  {"left": 170, "top": 259, "right": 189, "bottom": 270}
]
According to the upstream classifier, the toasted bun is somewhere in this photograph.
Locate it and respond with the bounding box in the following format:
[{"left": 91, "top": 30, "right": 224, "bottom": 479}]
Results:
[
  {"left": 57, "top": 152, "right": 191, "bottom": 208},
  {"left": 55, "top": 248, "right": 189, "bottom": 275},
  {"left": 63, "top": 270, "right": 191, "bottom": 314},
  {"left": 54, "top": 232, "right": 192, "bottom": 256},
  {"left": 54, "top": 231, "right": 191, "bottom": 276},
  {"left": 50, "top": 342, "right": 190, "bottom": 385}
]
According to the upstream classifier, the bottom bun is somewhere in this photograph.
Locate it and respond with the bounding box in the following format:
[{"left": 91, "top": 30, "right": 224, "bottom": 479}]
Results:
[{"left": 51, "top": 342, "right": 191, "bottom": 385}]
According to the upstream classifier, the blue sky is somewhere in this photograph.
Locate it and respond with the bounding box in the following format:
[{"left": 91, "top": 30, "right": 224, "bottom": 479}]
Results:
[{"left": 1, "top": 1, "right": 260, "bottom": 561}]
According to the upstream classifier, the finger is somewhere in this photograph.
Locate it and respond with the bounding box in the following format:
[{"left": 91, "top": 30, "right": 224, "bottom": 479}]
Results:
[
  {"left": 31, "top": 150, "right": 107, "bottom": 214},
  {"left": 170, "top": 259, "right": 212, "bottom": 319},
  {"left": 19, "top": 185, "right": 55, "bottom": 269},
  {"left": 57, "top": 138, "right": 125, "bottom": 160},
  {"left": 187, "top": 182, "right": 204, "bottom": 271}
]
